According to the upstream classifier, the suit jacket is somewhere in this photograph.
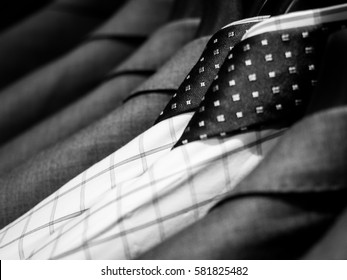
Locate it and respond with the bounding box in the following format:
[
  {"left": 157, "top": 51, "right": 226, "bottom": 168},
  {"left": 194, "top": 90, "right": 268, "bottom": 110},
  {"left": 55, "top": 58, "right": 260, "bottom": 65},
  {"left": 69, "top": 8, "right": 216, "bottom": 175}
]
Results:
[
  {"left": 303, "top": 205, "right": 347, "bottom": 259},
  {"left": 138, "top": 7, "right": 347, "bottom": 260},
  {"left": 0, "top": 0, "right": 174, "bottom": 144},
  {"left": 3, "top": 4, "right": 347, "bottom": 259},
  {"left": 0, "top": 0, "right": 127, "bottom": 89},
  {"left": 0, "top": 18, "right": 200, "bottom": 175},
  {"left": 299, "top": 29, "right": 347, "bottom": 260},
  {"left": 139, "top": 106, "right": 347, "bottom": 259},
  {"left": 0, "top": 17, "right": 271, "bottom": 259},
  {"left": 0, "top": 36, "right": 207, "bottom": 229}
]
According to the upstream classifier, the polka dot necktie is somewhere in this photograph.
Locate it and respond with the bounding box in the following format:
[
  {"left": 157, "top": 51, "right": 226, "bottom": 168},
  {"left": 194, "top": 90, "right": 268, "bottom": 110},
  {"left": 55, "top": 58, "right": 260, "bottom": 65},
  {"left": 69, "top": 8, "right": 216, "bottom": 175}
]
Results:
[
  {"left": 154, "top": 18, "right": 267, "bottom": 124},
  {"left": 174, "top": 20, "right": 347, "bottom": 148}
]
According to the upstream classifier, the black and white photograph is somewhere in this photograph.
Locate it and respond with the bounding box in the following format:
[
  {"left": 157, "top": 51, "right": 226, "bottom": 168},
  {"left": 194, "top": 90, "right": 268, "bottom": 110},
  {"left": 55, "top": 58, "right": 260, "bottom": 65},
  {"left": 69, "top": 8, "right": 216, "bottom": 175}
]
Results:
[{"left": 0, "top": 0, "right": 347, "bottom": 268}]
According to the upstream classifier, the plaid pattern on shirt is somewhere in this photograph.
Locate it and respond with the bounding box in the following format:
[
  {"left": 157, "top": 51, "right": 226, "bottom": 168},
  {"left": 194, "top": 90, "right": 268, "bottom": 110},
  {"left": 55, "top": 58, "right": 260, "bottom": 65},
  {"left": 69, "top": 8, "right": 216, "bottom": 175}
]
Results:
[
  {"left": 0, "top": 111, "right": 284, "bottom": 259},
  {"left": 1, "top": 3, "right": 347, "bottom": 259}
]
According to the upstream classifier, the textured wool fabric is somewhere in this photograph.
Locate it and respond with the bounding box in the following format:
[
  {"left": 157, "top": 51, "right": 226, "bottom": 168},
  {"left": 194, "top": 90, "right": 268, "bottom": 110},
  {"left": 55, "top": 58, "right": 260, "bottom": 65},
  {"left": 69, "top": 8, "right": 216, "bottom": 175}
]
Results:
[
  {"left": 0, "top": 0, "right": 175, "bottom": 144},
  {"left": 298, "top": 29, "right": 347, "bottom": 261},
  {"left": 139, "top": 7, "right": 347, "bottom": 259},
  {"left": 139, "top": 106, "right": 347, "bottom": 260},
  {"left": 0, "top": 17, "right": 287, "bottom": 260},
  {"left": 3, "top": 4, "right": 346, "bottom": 260},
  {"left": 0, "top": 36, "right": 205, "bottom": 229},
  {"left": 0, "top": 124, "right": 282, "bottom": 259},
  {"left": 0, "top": 18, "right": 200, "bottom": 175},
  {"left": 0, "top": 0, "right": 127, "bottom": 89},
  {"left": 2, "top": 3, "right": 345, "bottom": 257},
  {"left": 303, "top": 206, "right": 347, "bottom": 260}
]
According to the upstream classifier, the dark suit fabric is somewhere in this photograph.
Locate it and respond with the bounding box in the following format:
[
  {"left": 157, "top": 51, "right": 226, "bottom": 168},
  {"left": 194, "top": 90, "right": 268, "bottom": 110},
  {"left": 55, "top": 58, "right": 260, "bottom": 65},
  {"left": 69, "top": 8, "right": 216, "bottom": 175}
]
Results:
[
  {"left": 0, "top": 0, "right": 51, "bottom": 32},
  {"left": 0, "top": 18, "right": 200, "bottom": 175},
  {"left": 299, "top": 29, "right": 347, "bottom": 260},
  {"left": 0, "top": 0, "right": 175, "bottom": 145},
  {"left": 0, "top": 36, "right": 209, "bottom": 229},
  {"left": 139, "top": 107, "right": 347, "bottom": 259},
  {"left": 303, "top": 205, "right": 347, "bottom": 260},
  {"left": 0, "top": 0, "right": 128, "bottom": 89}
]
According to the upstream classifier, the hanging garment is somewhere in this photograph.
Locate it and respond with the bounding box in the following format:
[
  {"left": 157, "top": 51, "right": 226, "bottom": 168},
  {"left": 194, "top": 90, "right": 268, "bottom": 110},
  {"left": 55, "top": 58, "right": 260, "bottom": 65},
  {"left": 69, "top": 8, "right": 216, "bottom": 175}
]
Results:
[
  {"left": 2, "top": 3, "right": 347, "bottom": 260},
  {"left": 303, "top": 204, "right": 347, "bottom": 260},
  {"left": 140, "top": 8, "right": 347, "bottom": 260},
  {"left": 299, "top": 28, "right": 347, "bottom": 260},
  {"left": 0, "top": 0, "right": 127, "bottom": 89},
  {"left": 0, "top": 15, "right": 287, "bottom": 259},
  {"left": 0, "top": 0, "right": 174, "bottom": 144},
  {"left": 0, "top": 29, "right": 205, "bottom": 229},
  {"left": 0, "top": 18, "right": 200, "bottom": 175},
  {"left": 139, "top": 106, "right": 347, "bottom": 259}
]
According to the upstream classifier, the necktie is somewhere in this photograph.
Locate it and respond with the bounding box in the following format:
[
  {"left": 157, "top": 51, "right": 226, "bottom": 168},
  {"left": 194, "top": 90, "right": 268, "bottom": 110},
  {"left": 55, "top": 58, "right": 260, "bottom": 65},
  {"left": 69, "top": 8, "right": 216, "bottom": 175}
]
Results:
[
  {"left": 2, "top": 15, "right": 268, "bottom": 256},
  {"left": 139, "top": 21, "right": 347, "bottom": 260},
  {"left": 175, "top": 8, "right": 347, "bottom": 148},
  {"left": 155, "top": 18, "right": 269, "bottom": 124},
  {"left": 3, "top": 4, "right": 347, "bottom": 258},
  {"left": 0, "top": 17, "right": 278, "bottom": 259}
]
